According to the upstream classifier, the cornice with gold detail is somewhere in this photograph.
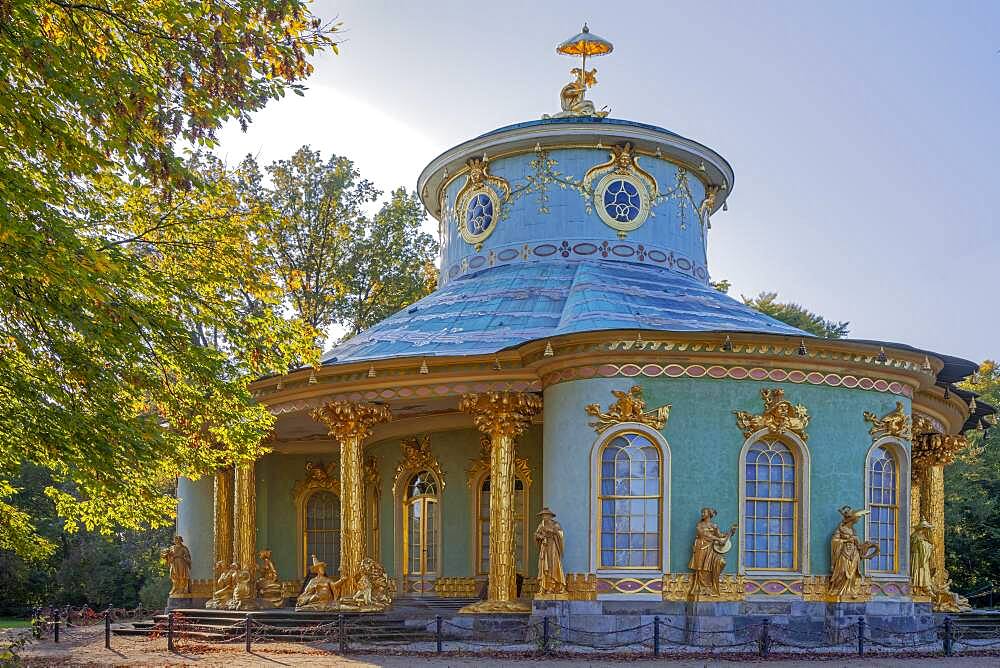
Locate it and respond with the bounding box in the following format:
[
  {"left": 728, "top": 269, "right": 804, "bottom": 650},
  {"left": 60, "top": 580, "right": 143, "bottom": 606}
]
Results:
[
  {"left": 585, "top": 385, "right": 669, "bottom": 433},
  {"left": 734, "top": 388, "right": 810, "bottom": 442},
  {"left": 254, "top": 331, "right": 948, "bottom": 424},
  {"left": 392, "top": 436, "right": 445, "bottom": 494},
  {"left": 290, "top": 461, "right": 339, "bottom": 502},
  {"left": 466, "top": 434, "right": 532, "bottom": 488}
]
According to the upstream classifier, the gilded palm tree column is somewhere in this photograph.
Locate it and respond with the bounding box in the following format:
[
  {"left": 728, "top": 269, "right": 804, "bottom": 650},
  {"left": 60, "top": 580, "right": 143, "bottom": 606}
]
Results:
[
  {"left": 912, "top": 431, "right": 968, "bottom": 608},
  {"left": 232, "top": 460, "right": 257, "bottom": 609},
  {"left": 458, "top": 391, "right": 542, "bottom": 614},
  {"left": 312, "top": 401, "right": 392, "bottom": 594},
  {"left": 213, "top": 467, "right": 234, "bottom": 574}
]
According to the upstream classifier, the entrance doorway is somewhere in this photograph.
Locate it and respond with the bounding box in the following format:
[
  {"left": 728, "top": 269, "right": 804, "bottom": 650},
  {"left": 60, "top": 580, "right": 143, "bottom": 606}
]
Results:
[{"left": 403, "top": 471, "right": 440, "bottom": 595}]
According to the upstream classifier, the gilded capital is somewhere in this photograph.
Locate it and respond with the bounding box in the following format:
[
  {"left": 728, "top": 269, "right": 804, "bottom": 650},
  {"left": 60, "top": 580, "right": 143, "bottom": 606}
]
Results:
[
  {"left": 312, "top": 401, "right": 392, "bottom": 441},
  {"left": 459, "top": 391, "right": 542, "bottom": 439},
  {"left": 912, "top": 432, "right": 967, "bottom": 468}
]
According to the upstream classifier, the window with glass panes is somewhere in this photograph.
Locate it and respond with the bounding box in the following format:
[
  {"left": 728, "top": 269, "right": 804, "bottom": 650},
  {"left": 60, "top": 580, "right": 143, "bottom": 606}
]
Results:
[
  {"left": 305, "top": 491, "right": 340, "bottom": 575},
  {"left": 743, "top": 439, "right": 797, "bottom": 570},
  {"left": 867, "top": 446, "right": 898, "bottom": 572},
  {"left": 477, "top": 476, "right": 526, "bottom": 575},
  {"left": 598, "top": 432, "right": 662, "bottom": 569}
]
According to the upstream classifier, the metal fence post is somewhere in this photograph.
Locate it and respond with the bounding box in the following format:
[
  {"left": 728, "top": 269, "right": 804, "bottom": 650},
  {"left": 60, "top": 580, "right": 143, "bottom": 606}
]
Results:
[
  {"left": 245, "top": 613, "right": 252, "bottom": 652},
  {"left": 338, "top": 613, "right": 347, "bottom": 653},
  {"left": 652, "top": 616, "right": 660, "bottom": 657},
  {"left": 542, "top": 616, "right": 550, "bottom": 653},
  {"left": 105, "top": 609, "right": 111, "bottom": 649},
  {"left": 944, "top": 617, "right": 953, "bottom": 656},
  {"left": 53, "top": 616, "right": 59, "bottom": 643},
  {"left": 167, "top": 610, "right": 175, "bottom": 652},
  {"left": 760, "top": 618, "right": 770, "bottom": 658},
  {"left": 857, "top": 617, "right": 865, "bottom": 657},
  {"left": 435, "top": 615, "right": 443, "bottom": 654}
]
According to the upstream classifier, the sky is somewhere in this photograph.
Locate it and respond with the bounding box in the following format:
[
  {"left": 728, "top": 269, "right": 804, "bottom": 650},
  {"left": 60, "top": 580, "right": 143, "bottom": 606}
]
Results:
[{"left": 216, "top": 1, "right": 1000, "bottom": 363}]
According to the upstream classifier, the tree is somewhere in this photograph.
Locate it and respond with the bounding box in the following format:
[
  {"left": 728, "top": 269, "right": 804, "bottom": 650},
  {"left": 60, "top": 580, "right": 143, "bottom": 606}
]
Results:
[
  {"left": 334, "top": 188, "right": 438, "bottom": 337},
  {"left": 945, "top": 361, "right": 1000, "bottom": 593},
  {"left": 0, "top": 2, "right": 335, "bottom": 559},
  {"left": 243, "top": 149, "right": 438, "bottom": 343},
  {"left": 741, "top": 292, "right": 850, "bottom": 338}
]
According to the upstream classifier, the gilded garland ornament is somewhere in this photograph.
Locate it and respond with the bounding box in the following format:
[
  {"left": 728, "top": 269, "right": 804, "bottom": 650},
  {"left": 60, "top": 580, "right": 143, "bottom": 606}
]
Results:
[
  {"left": 583, "top": 143, "right": 657, "bottom": 238},
  {"left": 467, "top": 435, "right": 532, "bottom": 488},
  {"left": 585, "top": 385, "right": 670, "bottom": 433},
  {"left": 393, "top": 435, "right": 445, "bottom": 493},
  {"left": 455, "top": 157, "right": 510, "bottom": 251},
  {"left": 863, "top": 401, "right": 912, "bottom": 441},
  {"left": 734, "top": 388, "right": 810, "bottom": 441}
]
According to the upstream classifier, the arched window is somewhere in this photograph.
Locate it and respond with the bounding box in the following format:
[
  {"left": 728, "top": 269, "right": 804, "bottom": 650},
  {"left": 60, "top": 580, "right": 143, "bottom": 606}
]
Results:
[
  {"left": 403, "top": 471, "right": 440, "bottom": 586},
  {"left": 477, "top": 475, "right": 528, "bottom": 575},
  {"left": 867, "top": 445, "right": 899, "bottom": 572},
  {"left": 305, "top": 491, "right": 340, "bottom": 575},
  {"left": 598, "top": 432, "right": 662, "bottom": 569},
  {"left": 743, "top": 438, "right": 797, "bottom": 571}
]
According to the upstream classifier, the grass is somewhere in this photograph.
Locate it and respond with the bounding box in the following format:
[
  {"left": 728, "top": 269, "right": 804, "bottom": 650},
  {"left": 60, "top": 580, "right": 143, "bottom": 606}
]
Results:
[{"left": 0, "top": 618, "right": 31, "bottom": 629}]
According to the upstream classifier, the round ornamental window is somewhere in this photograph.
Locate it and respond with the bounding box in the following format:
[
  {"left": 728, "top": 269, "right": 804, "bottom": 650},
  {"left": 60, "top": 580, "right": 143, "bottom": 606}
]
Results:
[
  {"left": 466, "top": 193, "right": 494, "bottom": 235},
  {"left": 603, "top": 179, "right": 641, "bottom": 223},
  {"left": 594, "top": 173, "right": 651, "bottom": 235},
  {"left": 458, "top": 187, "right": 500, "bottom": 249}
]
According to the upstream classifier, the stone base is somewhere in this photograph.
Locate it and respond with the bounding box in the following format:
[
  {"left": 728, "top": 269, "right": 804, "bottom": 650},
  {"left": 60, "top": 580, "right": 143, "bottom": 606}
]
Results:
[
  {"left": 165, "top": 597, "right": 196, "bottom": 611},
  {"left": 528, "top": 598, "right": 936, "bottom": 647}
]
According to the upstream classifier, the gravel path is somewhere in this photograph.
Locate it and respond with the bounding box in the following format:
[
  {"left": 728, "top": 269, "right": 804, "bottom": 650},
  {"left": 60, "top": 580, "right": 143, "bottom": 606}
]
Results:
[{"left": 12, "top": 625, "right": 1000, "bottom": 667}]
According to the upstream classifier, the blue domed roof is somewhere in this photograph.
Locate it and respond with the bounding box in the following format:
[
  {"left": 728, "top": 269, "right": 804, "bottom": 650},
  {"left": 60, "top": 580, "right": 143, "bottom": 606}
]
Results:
[{"left": 322, "top": 259, "right": 807, "bottom": 364}]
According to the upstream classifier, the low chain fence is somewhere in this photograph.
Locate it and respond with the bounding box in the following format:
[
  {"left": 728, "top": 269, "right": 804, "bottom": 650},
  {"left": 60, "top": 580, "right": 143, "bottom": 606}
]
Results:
[{"left": 22, "top": 610, "right": 993, "bottom": 659}]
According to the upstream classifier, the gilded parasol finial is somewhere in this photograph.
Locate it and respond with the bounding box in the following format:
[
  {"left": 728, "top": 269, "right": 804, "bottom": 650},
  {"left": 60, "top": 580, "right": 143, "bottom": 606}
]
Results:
[{"left": 545, "top": 24, "right": 614, "bottom": 119}]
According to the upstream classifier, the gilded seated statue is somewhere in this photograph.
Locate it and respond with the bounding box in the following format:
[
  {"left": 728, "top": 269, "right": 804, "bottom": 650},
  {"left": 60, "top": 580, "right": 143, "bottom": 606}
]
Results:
[
  {"left": 206, "top": 561, "right": 238, "bottom": 609},
  {"left": 545, "top": 67, "right": 609, "bottom": 119},
  {"left": 342, "top": 557, "right": 392, "bottom": 611},
  {"left": 295, "top": 556, "right": 342, "bottom": 611},
  {"left": 257, "top": 550, "right": 284, "bottom": 609}
]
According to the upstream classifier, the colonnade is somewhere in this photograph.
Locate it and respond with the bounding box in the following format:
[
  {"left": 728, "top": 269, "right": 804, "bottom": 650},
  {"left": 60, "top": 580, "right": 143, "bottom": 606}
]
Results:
[{"left": 209, "top": 391, "right": 541, "bottom": 612}]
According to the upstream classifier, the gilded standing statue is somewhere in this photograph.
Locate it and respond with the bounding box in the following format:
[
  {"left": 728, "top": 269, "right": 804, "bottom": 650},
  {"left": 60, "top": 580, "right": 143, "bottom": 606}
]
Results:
[
  {"left": 535, "top": 507, "right": 567, "bottom": 595},
  {"left": 688, "top": 508, "right": 737, "bottom": 597},
  {"left": 910, "top": 518, "right": 935, "bottom": 598},
  {"left": 161, "top": 536, "right": 192, "bottom": 597},
  {"left": 828, "top": 506, "right": 879, "bottom": 599}
]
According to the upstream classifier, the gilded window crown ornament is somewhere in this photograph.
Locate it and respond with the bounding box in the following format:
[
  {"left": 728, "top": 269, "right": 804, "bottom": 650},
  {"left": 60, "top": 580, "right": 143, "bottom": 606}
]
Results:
[
  {"left": 467, "top": 434, "right": 532, "bottom": 488},
  {"left": 734, "top": 388, "right": 810, "bottom": 441},
  {"left": 291, "top": 460, "right": 339, "bottom": 500},
  {"left": 585, "top": 385, "right": 670, "bottom": 433},
  {"left": 863, "top": 401, "right": 913, "bottom": 441},
  {"left": 454, "top": 157, "right": 510, "bottom": 251},
  {"left": 582, "top": 143, "right": 657, "bottom": 238},
  {"left": 393, "top": 435, "right": 445, "bottom": 493}
]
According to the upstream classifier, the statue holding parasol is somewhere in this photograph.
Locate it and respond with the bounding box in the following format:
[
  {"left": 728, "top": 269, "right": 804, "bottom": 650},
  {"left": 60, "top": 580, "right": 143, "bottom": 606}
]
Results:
[{"left": 545, "top": 24, "right": 612, "bottom": 119}]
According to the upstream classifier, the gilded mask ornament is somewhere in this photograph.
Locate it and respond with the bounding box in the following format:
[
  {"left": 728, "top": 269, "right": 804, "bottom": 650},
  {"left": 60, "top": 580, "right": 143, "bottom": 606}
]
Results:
[
  {"left": 583, "top": 143, "right": 657, "bottom": 238},
  {"left": 734, "top": 388, "right": 810, "bottom": 442},
  {"left": 863, "top": 401, "right": 912, "bottom": 441},
  {"left": 454, "top": 157, "right": 510, "bottom": 251},
  {"left": 585, "top": 385, "right": 670, "bottom": 433},
  {"left": 393, "top": 435, "right": 445, "bottom": 493}
]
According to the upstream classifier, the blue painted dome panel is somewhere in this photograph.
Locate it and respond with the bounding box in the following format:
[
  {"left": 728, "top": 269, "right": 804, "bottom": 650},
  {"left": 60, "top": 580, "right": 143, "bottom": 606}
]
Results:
[{"left": 322, "top": 261, "right": 807, "bottom": 364}]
